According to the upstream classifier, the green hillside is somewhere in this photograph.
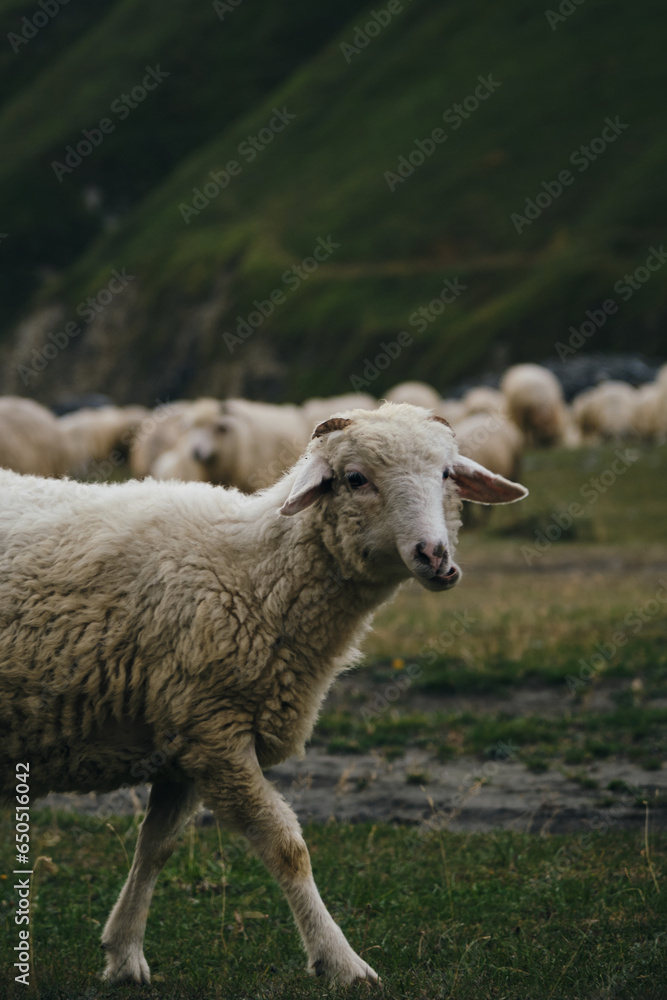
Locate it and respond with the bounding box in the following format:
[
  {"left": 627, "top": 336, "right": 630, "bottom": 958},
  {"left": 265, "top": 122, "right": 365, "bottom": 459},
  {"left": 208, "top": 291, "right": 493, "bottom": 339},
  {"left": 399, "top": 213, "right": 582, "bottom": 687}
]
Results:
[{"left": 2, "top": 0, "right": 666, "bottom": 404}]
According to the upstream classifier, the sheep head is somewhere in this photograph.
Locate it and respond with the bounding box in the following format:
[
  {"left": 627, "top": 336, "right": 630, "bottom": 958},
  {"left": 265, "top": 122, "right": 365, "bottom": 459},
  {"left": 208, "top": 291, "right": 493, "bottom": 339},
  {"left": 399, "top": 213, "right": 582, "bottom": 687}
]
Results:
[{"left": 280, "top": 403, "right": 528, "bottom": 591}]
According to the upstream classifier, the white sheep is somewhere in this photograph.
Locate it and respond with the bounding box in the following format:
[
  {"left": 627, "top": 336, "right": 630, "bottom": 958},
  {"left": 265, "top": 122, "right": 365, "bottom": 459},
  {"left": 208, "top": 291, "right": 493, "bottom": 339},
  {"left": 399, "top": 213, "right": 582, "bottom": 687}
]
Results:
[
  {"left": 301, "top": 392, "right": 376, "bottom": 429},
  {"left": 59, "top": 404, "right": 148, "bottom": 472},
  {"left": 152, "top": 397, "right": 310, "bottom": 491},
  {"left": 130, "top": 397, "right": 211, "bottom": 479},
  {"left": 629, "top": 382, "right": 665, "bottom": 441},
  {"left": 384, "top": 380, "right": 442, "bottom": 410},
  {"left": 572, "top": 380, "right": 638, "bottom": 442},
  {"left": 0, "top": 396, "right": 73, "bottom": 476},
  {"left": 461, "top": 386, "right": 506, "bottom": 419},
  {"left": 500, "top": 363, "right": 567, "bottom": 447},
  {"left": 454, "top": 411, "right": 523, "bottom": 482},
  {"left": 434, "top": 397, "right": 466, "bottom": 426},
  {"left": 0, "top": 403, "right": 527, "bottom": 987}
]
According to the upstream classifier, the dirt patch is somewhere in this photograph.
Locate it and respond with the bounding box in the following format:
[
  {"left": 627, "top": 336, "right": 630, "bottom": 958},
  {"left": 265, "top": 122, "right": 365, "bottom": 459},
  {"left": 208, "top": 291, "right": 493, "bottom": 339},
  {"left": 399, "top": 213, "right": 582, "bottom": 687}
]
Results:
[{"left": 36, "top": 749, "right": 667, "bottom": 834}]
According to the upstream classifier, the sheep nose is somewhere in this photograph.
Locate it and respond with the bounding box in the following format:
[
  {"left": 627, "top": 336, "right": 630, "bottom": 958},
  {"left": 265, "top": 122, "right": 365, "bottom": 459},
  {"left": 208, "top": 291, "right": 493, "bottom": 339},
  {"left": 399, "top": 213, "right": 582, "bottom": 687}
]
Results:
[{"left": 415, "top": 540, "right": 447, "bottom": 573}]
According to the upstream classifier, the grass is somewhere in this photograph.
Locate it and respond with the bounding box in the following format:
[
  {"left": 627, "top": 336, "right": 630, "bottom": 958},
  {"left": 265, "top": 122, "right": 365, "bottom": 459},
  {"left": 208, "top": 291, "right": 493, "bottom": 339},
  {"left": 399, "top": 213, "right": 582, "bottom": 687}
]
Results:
[
  {"left": 0, "top": 810, "right": 665, "bottom": 999},
  {"left": 315, "top": 704, "right": 667, "bottom": 770}
]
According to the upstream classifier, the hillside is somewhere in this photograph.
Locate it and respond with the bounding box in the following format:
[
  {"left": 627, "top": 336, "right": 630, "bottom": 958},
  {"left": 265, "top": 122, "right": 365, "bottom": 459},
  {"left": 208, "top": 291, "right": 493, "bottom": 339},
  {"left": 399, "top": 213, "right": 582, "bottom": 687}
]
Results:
[{"left": 2, "top": 0, "right": 666, "bottom": 404}]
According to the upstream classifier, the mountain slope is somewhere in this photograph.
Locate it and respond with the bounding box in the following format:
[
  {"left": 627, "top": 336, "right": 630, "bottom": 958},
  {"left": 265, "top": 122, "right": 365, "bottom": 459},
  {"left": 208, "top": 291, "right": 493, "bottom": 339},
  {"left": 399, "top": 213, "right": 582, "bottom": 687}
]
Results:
[{"left": 3, "top": 0, "right": 666, "bottom": 403}]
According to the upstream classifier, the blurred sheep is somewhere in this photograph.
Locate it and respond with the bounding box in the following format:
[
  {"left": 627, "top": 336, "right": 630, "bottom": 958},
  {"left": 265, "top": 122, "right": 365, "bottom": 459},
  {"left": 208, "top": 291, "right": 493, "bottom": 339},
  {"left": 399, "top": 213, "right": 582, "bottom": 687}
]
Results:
[
  {"left": 59, "top": 404, "right": 148, "bottom": 472},
  {"left": 384, "top": 380, "right": 441, "bottom": 410},
  {"left": 630, "top": 381, "right": 667, "bottom": 443},
  {"left": 461, "top": 386, "right": 506, "bottom": 419},
  {"left": 434, "top": 398, "right": 466, "bottom": 426},
  {"left": 129, "top": 400, "right": 209, "bottom": 478},
  {"left": 571, "top": 380, "right": 638, "bottom": 442},
  {"left": 151, "top": 398, "right": 310, "bottom": 492},
  {"left": 301, "top": 393, "right": 376, "bottom": 430},
  {"left": 0, "top": 396, "right": 72, "bottom": 476},
  {"left": 500, "top": 363, "right": 567, "bottom": 447},
  {"left": 454, "top": 412, "right": 524, "bottom": 483}
]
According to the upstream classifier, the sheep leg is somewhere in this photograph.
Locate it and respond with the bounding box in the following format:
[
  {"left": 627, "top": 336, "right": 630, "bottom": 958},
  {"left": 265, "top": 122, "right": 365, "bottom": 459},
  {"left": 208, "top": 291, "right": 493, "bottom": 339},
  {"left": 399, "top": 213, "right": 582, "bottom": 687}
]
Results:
[
  {"left": 207, "top": 757, "right": 379, "bottom": 985},
  {"left": 101, "top": 778, "right": 198, "bottom": 983}
]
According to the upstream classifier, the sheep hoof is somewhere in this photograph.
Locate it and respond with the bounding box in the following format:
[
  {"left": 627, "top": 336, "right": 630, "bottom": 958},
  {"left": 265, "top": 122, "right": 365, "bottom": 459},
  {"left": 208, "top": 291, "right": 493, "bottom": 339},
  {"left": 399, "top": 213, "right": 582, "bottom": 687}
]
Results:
[
  {"left": 309, "top": 951, "right": 380, "bottom": 986},
  {"left": 101, "top": 947, "right": 151, "bottom": 984}
]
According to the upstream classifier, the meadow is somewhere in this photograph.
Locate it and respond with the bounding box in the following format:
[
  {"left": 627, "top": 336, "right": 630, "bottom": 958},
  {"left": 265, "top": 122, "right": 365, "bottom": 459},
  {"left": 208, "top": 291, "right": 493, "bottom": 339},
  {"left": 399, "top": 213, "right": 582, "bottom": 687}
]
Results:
[{"left": 1, "top": 441, "right": 666, "bottom": 997}]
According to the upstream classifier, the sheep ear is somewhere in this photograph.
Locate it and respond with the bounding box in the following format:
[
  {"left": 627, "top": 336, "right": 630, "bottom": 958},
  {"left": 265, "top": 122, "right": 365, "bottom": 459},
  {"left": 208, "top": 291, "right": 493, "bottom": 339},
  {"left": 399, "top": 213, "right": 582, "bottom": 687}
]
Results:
[
  {"left": 279, "top": 454, "right": 334, "bottom": 516},
  {"left": 451, "top": 455, "right": 528, "bottom": 504}
]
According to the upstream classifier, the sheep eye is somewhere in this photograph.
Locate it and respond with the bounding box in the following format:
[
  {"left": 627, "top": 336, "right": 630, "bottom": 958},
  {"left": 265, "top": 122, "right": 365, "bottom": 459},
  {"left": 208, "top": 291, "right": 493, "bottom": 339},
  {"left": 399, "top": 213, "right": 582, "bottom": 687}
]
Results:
[
  {"left": 346, "top": 471, "right": 368, "bottom": 489},
  {"left": 442, "top": 468, "right": 450, "bottom": 480}
]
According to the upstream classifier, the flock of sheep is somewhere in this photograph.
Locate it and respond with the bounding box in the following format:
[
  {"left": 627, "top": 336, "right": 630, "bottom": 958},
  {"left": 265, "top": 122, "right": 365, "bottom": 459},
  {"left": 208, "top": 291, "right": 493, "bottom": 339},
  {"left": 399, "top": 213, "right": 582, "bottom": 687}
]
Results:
[{"left": 2, "top": 361, "right": 666, "bottom": 493}]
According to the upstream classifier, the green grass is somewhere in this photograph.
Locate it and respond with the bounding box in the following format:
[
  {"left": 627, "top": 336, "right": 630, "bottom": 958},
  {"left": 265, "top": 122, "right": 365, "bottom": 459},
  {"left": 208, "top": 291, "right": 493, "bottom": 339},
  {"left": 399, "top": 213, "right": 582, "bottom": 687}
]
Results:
[
  {"left": 0, "top": 810, "right": 665, "bottom": 999},
  {"left": 316, "top": 705, "right": 667, "bottom": 770}
]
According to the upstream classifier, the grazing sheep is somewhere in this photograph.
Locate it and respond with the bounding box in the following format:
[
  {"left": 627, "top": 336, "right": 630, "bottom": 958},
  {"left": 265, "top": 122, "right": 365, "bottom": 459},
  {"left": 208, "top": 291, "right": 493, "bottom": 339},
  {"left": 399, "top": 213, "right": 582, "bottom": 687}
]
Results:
[
  {"left": 461, "top": 386, "right": 506, "bottom": 418},
  {"left": 152, "top": 398, "right": 310, "bottom": 492},
  {"left": 59, "top": 404, "right": 148, "bottom": 472},
  {"left": 384, "top": 380, "right": 442, "bottom": 410},
  {"left": 301, "top": 392, "right": 376, "bottom": 429},
  {"left": 572, "top": 380, "right": 638, "bottom": 442},
  {"left": 500, "top": 363, "right": 567, "bottom": 447},
  {"left": 0, "top": 403, "right": 527, "bottom": 986},
  {"left": 0, "top": 396, "right": 72, "bottom": 476}
]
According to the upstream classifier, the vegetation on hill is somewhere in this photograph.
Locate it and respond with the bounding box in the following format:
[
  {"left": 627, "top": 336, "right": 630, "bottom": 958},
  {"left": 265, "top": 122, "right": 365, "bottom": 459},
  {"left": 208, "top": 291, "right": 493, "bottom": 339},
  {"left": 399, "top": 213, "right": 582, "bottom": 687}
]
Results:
[{"left": 2, "top": 0, "right": 665, "bottom": 404}]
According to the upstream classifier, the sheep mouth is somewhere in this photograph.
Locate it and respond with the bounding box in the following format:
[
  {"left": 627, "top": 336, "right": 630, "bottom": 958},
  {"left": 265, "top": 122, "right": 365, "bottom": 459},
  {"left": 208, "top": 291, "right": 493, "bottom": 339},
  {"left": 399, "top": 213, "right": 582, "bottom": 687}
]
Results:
[{"left": 416, "top": 563, "right": 461, "bottom": 592}]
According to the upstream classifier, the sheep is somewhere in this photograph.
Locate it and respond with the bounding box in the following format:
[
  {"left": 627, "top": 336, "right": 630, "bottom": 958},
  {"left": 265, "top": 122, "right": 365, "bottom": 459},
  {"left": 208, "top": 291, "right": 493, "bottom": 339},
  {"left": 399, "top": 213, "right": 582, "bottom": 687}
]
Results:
[
  {"left": 59, "top": 404, "right": 148, "bottom": 472},
  {"left": 0, "top": 402, "right": 528, "bottom": 987},
  {"left": 301, "top": 392, "right": 376, "bottom": 429},
  {"left": 434, "top": 397, "right": 466, "bottom": 426},
  {"left": 629, "top": 381, "right": 667, "bottom": 443},
  {"left": 461, "top": 386, "right": 506, "bottom": 419},
  {"left": 453, "top": 412, "right": 524, "bottom": 527},
  {"left": 454, "top": 411, "right": 523, "bottom": 483},
  {"left": 0, "top": 396, "right": 73, "bottom": 476},
  {"left": 500, "top": 363, "right": 567, "bottom": 447},
  {"left": 571, "top": 380, "right": 638, "bottom": 442},
  {"left": 384, "top": 380, "right": 442, "bottom": 410},
  {"left": 129, "top": 398, "right": 232, "bottom": 479},
  {"left": 152, "top": 397, "right": 310, "bottom": 492}
]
